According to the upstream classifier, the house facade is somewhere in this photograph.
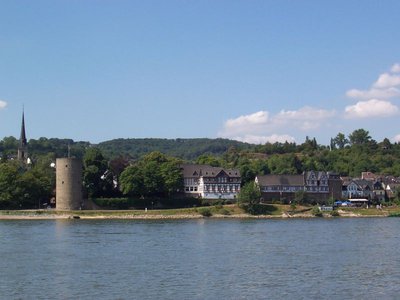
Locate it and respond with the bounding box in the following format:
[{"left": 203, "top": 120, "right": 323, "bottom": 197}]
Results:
[
  {"left": 372, "top": 181, "right": 386, "bottom": 202},
  {"left": 342, "top": 179, "right": 382, "bottom": 201},
  {"left": 181, "top": 164, "right": 241, "bottom": 199},
  {"left": 340, "top": 173, "right": 400, "bottom": 203},
  {"left": 255, "top": 171, "right": 342, "bottom": 203},
  {"left": 385, "top": 183, "right": 400, "bottom": 200}
]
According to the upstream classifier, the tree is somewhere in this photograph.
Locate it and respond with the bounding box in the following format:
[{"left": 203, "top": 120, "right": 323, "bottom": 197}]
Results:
[
  {"left": 0, "top": 162, "right": 19, "bottom": 208},
  {"left": 141, "top": 160, "right": 163, "bottom": 196},
  {"left": 17, "top": 170, "right": 51, "bottom": 208},
  {"left": 0, "top": 160, "right": 54, "bottom": 209},
  {"left": 160, "top": 160, "right": 183, "bottom": 196},
  {"left": 119, "top": 165, "right": 144, "bottom": 197},
  {"left": 330, "top": 138, "right": 336, "bottom": 150},
  {"left": 0, "top": 136, "right": 18, "bottom": 153},
  {"left": 332, "top": 132, "right": 349, "bottom": 149},
  {"left": 238, "top": 182, "right": 261, "bottom": 206},
  {"left": 109, "top": 155, "right": 130, "bottom": 178},
  {"left": 119, "top": 152, "right": 183, "bottom": 198},
  {"left": 196, "top": 154, "right": 221, "bottom": 167},
  {"left": 294, "top": 190, "right": 307, "bottom": 204},
  {"left": 349, "top": 129, "right": 371, "bottom": 145},
  {"left": 238, "top": 182, "right": 262, "bottom": 215},
  {"left": 83, "top": 147, "right": 113, "bottom": 198},
  {"left": 238, "top": 162, "right": 257, "bottom": 185},
  {"left": 267, "top": 154, "right": 300, "bottom": 175},
  {"left": 380, "top": 138, "right": 392, "bottom": 151}
]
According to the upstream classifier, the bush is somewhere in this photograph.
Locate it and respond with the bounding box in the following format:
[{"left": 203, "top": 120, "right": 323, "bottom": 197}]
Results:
[
  {"left": 311, "top": 206, "right": 323, "bottom": 217},
  {"left": 93, "top": 197, "right": 203, "bottom": 209},
  {"left": 93, "top": 198, "right": 131, "bottom": 209},
  {"left": 201, "top": 199, "right": 226, "bottom": 206},
  {"left": 218, "top": 208, "right": 230, "bottom": 215},
  {"left": 240, "top": 203, "right": 277, "bottom": 215},
  {"left": 198, "top": 207, "right": 212, "bottom": 217},
  {"left": 389, "top": 212, "right": 400, "bottom": 217},
  {"left": 159, "top": 197, "right": 201, "bottom": 208},
  {"left": 200, "top": 200, "right": 212, "bottom": 206},
  {"left": 93, "top": 197, "right": 156, "bottom": 209},
  {"left": 330, "top": 210, "right": 340, "bottom": 217}
]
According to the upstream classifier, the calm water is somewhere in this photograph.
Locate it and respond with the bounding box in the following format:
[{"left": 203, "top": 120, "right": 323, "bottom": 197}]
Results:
[{"left": 1, "top": 218, "right": 400, "bottom": 300}]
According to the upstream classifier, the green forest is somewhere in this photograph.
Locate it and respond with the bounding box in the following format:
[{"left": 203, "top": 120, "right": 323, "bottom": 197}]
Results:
[{"left": 1, "top": 128, "right": 400, "bottom": 209}]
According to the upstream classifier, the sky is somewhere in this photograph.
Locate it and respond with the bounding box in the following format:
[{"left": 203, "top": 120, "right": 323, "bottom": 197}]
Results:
[{"left": 1, "top": 0, "right": 400, "bottom": 145}]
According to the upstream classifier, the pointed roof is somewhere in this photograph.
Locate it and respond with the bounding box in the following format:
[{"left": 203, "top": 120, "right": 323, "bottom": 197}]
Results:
[
  {"left": 180, "top": 164, "right": 240, "bottom": 178},
  {"left": 20, "top": 109, "right": 27, "bottom": 147}
]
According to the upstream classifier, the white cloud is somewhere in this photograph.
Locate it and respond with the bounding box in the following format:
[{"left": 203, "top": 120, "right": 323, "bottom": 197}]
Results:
[
  {"left": 225, "top": 111, "right": 268, "bottom": 128},
  {"left": 391, "top": 63, "right": 400, "bottom": 73},
  {"left": 232, "top": 134, "right": 296, "bottom": 144},
  {"left": 0, "top": 100, "right": 7, "bottom": 109},
  {"left": 346, "top": 87, "right": 400, "bottom": 100},
  {"left": 392, "top": 134, "right": 400, "bottom": 143},
  {"left": 222, "top": 111, "right": 269, "bottom": 137},
  {"left": 345, "top": 99, "right": 399, "bottom": 118},
  {"left": 219, "top": 106, "right": 336, "bottom": 143},
  {"left": 373, "top": 73, "right": 400, "bottom": 89},
  {"left": 272, "top": 107, "right": 336, "bottom": 131},
  {"left": 346, "top": 63, "right": 400, "bottom": 101},
  {"left": 274, "top": 107, "right": 336, "bottom": 129}
]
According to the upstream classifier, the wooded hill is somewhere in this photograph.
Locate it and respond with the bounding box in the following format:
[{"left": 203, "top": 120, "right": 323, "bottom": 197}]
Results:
[
  {"left": 96, "top": 138, "right": 252, "bottom": 160},
  {"left": 0, "top": 136, "right": 252, "bottom": 160},
  {"left": 2, "top": 129, "right": 400, "bottom": 179}
]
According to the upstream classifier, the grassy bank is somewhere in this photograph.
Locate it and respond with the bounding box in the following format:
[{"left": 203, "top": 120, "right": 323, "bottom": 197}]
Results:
[{"left": 1, "top": 204, "right": 400, "bottom": 219}]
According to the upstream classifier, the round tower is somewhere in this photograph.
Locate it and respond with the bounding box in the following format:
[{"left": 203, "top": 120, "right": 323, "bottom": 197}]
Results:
[{"left": 56, "top": 158, "right": 83, "bottom": 210}]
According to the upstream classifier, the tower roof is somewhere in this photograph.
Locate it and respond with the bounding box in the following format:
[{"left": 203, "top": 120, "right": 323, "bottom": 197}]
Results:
[{"left": 20, "top": 110, "right": 27, "bottom": 147}]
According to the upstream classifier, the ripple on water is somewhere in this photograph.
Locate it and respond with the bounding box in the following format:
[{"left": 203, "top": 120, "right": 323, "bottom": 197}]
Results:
[{"left": 0, "top": 218, "right": 400, "bottom": 299}]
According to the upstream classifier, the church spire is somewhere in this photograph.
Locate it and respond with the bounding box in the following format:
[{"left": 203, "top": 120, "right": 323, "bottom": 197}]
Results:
[{"left": 18, "top": 108, "right": 28, "bottom": 162}]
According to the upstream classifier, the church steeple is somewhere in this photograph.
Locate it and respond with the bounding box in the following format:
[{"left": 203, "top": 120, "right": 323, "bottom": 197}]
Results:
[{"left": 17, "top": 108, "right": 28, "bottom": 162}]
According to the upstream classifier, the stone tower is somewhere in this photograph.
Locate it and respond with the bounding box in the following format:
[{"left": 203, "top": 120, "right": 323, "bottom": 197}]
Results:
[
  {"left": 56, "top": 157, "right": 83, "bottom": 210},
  {"left": 17, "top": 109, "right": 28, "bottom": 162}
]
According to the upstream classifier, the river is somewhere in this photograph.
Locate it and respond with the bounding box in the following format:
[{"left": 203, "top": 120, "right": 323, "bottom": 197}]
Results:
[{"left": 1, "top": 218, "right": 399, "bottom": 299}]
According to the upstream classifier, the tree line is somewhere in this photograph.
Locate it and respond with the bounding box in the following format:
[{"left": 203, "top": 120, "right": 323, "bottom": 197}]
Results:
[{"left": 2, "top": 128, "right": 400, "bottom": 209}]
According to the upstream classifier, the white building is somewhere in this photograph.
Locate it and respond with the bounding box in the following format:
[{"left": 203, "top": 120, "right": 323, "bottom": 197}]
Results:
[{"left": 181, "top": 164, "right": 241, "bottom": 199}]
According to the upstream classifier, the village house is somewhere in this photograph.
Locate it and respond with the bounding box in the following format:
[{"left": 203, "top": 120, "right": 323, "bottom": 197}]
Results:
[
  {"left": 342, "top": 179, "right": 373, "bottom": 199},
  {"left": 255, "top": 171, "right": 342, "bottom": 204},
  {"left": 380, "top": 176, "right": 400, "bottom": 201},
  {"left": 180, "top": 164, "right": 241, "bottom": 200},
  {"left": 361, "top": 171, "right": 379, "bottom": 181},
  {"left": 342, "top": 172, "right": 400, "bottom": 203},
  {"left": 385, "top": 182, "right": 400, "bottom": 200}
]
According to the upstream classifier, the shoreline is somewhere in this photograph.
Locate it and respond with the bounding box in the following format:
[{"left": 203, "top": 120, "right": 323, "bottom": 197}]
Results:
[
  {"left": 1, "top": 204, "right": 397, "bottom": 220},
  {"left": 0, "top": 211, "right": 391, "bottom": 220}
]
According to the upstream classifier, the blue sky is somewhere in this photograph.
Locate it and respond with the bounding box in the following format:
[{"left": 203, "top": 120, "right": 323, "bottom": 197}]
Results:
[{"left": 1, "top": 0, "right": 400, "bottom": 145}]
